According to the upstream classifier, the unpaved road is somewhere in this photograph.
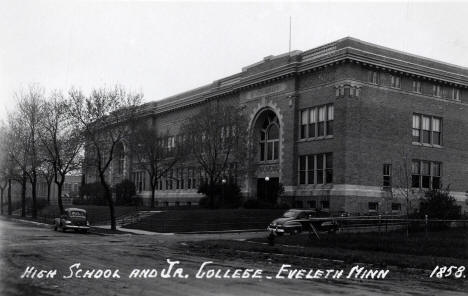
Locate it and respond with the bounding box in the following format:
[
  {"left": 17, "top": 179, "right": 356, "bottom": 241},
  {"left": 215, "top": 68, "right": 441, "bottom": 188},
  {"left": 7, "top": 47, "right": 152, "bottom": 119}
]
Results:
[{"left": 0, "top": 218, "right": 466, "bottom": 296}]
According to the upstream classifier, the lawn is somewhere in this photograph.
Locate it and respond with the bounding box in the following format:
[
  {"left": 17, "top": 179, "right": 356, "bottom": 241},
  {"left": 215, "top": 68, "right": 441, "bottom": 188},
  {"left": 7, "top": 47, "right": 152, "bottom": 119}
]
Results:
[
  {"left": 124, "top": 208, "right": 286, "bottom": 233},
  {"left": 185, "top": 228, "right": 468, "bottom": 270}
]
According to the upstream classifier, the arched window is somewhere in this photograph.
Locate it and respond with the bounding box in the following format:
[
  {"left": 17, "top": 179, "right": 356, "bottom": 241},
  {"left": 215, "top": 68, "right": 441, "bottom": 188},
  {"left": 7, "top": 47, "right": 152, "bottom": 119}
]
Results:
[{"left": 259, "top": 114, "right": 279, "bottom": 161}]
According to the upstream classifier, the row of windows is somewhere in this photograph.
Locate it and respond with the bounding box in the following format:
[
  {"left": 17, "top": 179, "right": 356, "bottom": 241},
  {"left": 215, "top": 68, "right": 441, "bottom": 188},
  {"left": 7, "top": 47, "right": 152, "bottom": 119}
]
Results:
[
  {"left": 368, "top": 70, "right": 461, "bottom": 101},
  {"left": 298, "top": 153, "right": 333, "bottom": 185},
  {"left": 294, "top": 200, "right": 329, "bottom": 210},
  {"left": 381, "top": 160, "right": 441, "bottom": 190},
  {"left": 300, "top": 104, "right": 334, "bottom": 139},
  {"left": 412, "top": 113, "right": 442, "bottom": 145},
  {"left": 132, "top": 165, "right": 238, "bottom": 192}
]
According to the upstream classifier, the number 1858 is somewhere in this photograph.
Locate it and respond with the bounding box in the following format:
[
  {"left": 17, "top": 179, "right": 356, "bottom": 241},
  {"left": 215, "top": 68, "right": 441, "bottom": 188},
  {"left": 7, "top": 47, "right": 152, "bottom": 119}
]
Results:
[{"left": 429, "top": 266, "right": 465, "bottom": 279}]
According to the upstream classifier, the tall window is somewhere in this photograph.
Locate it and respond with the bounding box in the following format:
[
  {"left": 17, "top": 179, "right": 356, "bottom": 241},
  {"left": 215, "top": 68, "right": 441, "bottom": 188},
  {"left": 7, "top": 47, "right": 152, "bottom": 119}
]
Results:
[
  {"left": 118, "top": 151, "right": 125, "bottom": 175},
  {"left": 453, "top": 89, "right": 461, "bottom": 101},
  {"left": 132, "top": 171, "right": 145, "bottom": 193},
  {"left": 412, "top": 113, "right": 442, "bottom": 146},
  {"left": 412, "top": 81, "right": 422, "bottom": 93},
  {"left": 298, "top": 153, "right": 333, "bottom": 185},
  {"left": 299, "top": 104, "right": 333, "bottom": 139},
  {"left": 368, "top": 70, "right": 379, "bottom": 85},
  {"left": 411, "top": 160, "right": 441, "bottom": 189},
  {"left": 433, "top": 85, "right": 441, "bottom": 97},
  {"left": 383, "top": 164, "right": 392, "bottom": 188},
  {"left": 259, "top": 114, "right": 279, "bottom": 162},
  {"left": 390, "top": 75, "right": 401, "bottom": 89}
]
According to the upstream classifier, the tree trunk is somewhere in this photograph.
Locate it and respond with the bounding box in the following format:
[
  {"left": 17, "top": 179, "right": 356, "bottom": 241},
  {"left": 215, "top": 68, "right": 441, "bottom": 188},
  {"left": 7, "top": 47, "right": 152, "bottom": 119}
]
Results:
[
  {"left": 0, "top": 188, "right": 4, "bottom": 215},
  {"left": 56, "top": 181, "right": 65, "bottom": 214},
  {"left": 151, "top": 184, "right": 156, "bottom": 208},
  {"left": 100, "top": 173, "right": 116, "bottom": 230},
  {"left": 47, "top": 182, "right": 51, "bottom": 204},
  {"left": 21, "top": 173, "right": 26, "bottom": 217},
  {"left": 7, "top": 179, "right": 12, "bottom": 216},
  {"left": 31, "top": 180, "right": 37, "bottom": 219}
]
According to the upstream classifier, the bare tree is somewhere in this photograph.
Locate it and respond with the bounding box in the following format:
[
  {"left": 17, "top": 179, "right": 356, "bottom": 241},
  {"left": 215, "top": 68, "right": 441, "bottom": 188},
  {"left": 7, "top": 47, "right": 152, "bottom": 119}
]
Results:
[
  {"left": 39, "top": 91, "right": 83, "bottom": 214},
  {"left": 6, "top": 86, "right": 45, "bottom": 218},
  {"left": 180, "top": 103, "right": 250, "bottom": 206},
  {"left": 0, "top": 123, "right": 8, "bottom": 214},
  {"left": 68, "top": 86, "right": 142, "bottom": 230},
  {"left": 129, "top": 125, "right": 181, "bottom": 208}
]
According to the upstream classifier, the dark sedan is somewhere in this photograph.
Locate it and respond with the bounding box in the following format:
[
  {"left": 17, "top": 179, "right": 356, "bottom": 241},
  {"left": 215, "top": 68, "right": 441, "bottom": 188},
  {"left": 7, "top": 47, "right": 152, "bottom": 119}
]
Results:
[{"left": 267, "top": 209, "right": 338, "bottom": 235}]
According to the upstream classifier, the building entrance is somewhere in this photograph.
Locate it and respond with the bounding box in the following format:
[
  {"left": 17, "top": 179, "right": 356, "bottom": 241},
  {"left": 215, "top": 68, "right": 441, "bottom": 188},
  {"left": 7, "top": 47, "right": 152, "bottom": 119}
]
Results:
[{"left": 257, "top": 177, "right": 279, "bottom": 204}]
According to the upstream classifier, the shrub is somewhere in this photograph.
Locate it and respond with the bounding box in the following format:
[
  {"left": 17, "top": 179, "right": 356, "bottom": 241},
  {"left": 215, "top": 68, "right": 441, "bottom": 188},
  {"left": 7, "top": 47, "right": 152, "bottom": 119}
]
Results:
[
  {"left": 198, "top": 182, "right": 242, "bottom": 209},
  {"left": 114, "top": 179, "right": 137, "bottom": 206},
  {"left": 419, "top": 187, "right": 461, "bottom": 219},
  {"left": 78, "top": 182, "right": 107, "bottom": 205}
]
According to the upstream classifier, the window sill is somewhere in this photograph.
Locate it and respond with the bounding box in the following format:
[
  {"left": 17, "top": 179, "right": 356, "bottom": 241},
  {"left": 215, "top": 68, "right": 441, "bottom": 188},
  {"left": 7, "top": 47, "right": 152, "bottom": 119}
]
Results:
[
  {"left": 412, "top": 142, "right": 443, "bottom": 149},
  {"left": 298, "top": 135, "right": 334, "bottom": 142}
]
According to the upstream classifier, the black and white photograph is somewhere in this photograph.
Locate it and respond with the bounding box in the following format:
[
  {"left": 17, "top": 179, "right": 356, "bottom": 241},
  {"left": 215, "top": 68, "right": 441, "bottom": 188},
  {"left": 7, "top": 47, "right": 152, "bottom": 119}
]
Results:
[{"left": 0, "top": 0, "right": 467, "bottom": 295}]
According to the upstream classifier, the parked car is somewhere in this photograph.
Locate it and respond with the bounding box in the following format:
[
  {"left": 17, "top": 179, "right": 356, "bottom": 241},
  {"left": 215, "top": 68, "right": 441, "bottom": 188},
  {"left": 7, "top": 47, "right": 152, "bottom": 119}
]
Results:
[
  {"left": 267, "top": 209, "right": 338, "bottom": 235},
  {"left": 54, "top": 208, "right": 90, "bottom": 233}
]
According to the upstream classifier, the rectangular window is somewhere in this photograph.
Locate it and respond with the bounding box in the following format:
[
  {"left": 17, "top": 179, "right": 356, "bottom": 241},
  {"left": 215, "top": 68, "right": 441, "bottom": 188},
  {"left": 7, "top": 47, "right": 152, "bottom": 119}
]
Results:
[
  {"left": 432, "top": 117, "right": 441, "bottom": 145},
  {"left": 300, "top": 110, "right": 308, "bottom": 139},
  {"left": 391, "top": 75, "right": 401, "bottom": 89},
  {"left": 421, "top": 161, "right": 430, "bottom": 189},
  {"left": 412, "top": 114, "right": 420, "bottom": 142},
  {"left": 298, "top": 153, "right": 333, "bottom": 185},
  {"left": 368, "top": 70, "right": 379, "bottom": 85},
  {"left": 325, "top": 153, "right": 333, "bottom": 183},
  {"left": 412, "top": 160, "right": 442, "bottom": 190},
  {"left": 442, "top": 87, "right": 451, "bottom": 99},
  {"left": 326, "top": 104, "right": 334, "bottom": 136},
  {"left": 308, "top": 108, "right": 316, "bottom": 138},
  {"left": 433, "top": 85, "right": 441, "bottom": 97},
  {"left": 368, "top": 202, "right": 378, "bottom": 212},
  {"left": 317, "top": 106, "right": 326, "bottom": 137},
  {"left": 412, "top": 81, "right": 422, "bottom": 93},
  {"left": 453, "top": 89, "right": 460, "bottom": 101},
  {"left": 299, "top": 156, "right": 306, "bottom": 185},
  {"left": 299, "top": 104, "right": 333, "bottom": 139},
  {"left": 422, "top": 116, "right": 431, "bottom": 144},
  {"left": 383, "top": 164, "right": 392, "bottom": 188},
  {"left": 316, "top": 154, "right": 324, "bottom": 184},
  {"left": 307, "top": 155, "right": 315, "bottom": 184},
  {"left": 413, "top": 113, "right": 442, "bottom": 146}
]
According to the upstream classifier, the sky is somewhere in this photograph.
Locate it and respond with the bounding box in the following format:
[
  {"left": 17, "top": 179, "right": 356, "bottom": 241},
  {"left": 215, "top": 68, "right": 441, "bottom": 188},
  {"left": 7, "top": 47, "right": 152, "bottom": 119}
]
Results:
[{"left": 1, "top": 0, "right": 468, "bottom": 122}]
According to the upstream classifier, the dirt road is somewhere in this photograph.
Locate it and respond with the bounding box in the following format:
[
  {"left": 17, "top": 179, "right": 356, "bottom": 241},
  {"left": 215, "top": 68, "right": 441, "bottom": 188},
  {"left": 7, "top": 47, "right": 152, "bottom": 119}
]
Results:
[{"left": 0, "top": 218, "right": 465, "bottom": 296}]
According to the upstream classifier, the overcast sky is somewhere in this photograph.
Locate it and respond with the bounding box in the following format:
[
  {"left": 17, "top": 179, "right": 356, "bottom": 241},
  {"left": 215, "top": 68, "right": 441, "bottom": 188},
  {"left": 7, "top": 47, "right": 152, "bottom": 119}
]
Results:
[{"left": 1, "top": 0, "right": 468, "bottom": 121}]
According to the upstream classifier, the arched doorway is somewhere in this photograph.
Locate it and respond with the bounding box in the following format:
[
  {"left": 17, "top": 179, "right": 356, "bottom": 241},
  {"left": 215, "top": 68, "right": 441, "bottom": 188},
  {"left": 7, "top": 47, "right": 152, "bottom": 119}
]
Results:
[{"left": 251, "top": 109, "right": 281, "bottom": 203}]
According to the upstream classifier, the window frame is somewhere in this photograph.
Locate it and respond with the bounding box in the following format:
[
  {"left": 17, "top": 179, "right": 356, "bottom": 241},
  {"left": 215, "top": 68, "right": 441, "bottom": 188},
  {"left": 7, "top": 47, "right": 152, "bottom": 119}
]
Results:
[
  {"left": 299, "top": 104, "right": 334, "bottom": 140},
  {"left": 298, "top": 153, "right": 333, "bottom": 185},
  {"left": 411, "top": 159, "right": 442, "bottom": 190},
  {"left": 412, "top": 113, "right": 442, "bottom": 146}
]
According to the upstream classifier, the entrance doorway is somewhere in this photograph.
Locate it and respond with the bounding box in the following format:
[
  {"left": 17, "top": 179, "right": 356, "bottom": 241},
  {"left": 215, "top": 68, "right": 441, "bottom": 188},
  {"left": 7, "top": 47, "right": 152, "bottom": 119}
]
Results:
[{"left": 257, "top": 177, "right": 279, "bottom": 204}]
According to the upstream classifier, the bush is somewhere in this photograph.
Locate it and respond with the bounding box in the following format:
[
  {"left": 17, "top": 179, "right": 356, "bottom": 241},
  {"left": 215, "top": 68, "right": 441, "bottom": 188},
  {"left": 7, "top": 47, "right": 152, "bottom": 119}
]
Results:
[
  {"left": 78, "top": 182, "right": 108, "bottom": 205},
  {"left": 114, "top": 179, "right": 137, "bottom": 206},
  {"left": 419, "top": 187, "right": 461, "bottom": 219},
  {"left": 198, "top": 182, "right": 242, "bottom": 209}
]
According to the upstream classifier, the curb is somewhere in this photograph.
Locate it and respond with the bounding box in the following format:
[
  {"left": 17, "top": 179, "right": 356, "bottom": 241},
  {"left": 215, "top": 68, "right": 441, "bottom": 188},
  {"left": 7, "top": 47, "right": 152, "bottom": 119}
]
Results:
[{"left": 176, "top": 229, "right": 265, "bottom": 234}]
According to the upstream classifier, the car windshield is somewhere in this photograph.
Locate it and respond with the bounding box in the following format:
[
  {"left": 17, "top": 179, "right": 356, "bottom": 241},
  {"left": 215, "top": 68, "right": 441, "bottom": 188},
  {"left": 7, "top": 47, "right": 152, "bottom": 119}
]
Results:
[
  {"left": 282, "top": 210, "right": 299, "bottom": 218},
  {"left": 69, "top": 211, "right": 86, "bottom": 218}
]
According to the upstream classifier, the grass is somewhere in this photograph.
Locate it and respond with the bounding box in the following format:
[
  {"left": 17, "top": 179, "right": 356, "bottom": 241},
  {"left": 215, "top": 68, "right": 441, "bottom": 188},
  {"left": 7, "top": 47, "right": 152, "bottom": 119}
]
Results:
[
  {"left": 124, "top": 208, "right": 286, "bottom": 233},
  {"left": 185, "top": 228, "right": 468, "bottom": 270}
]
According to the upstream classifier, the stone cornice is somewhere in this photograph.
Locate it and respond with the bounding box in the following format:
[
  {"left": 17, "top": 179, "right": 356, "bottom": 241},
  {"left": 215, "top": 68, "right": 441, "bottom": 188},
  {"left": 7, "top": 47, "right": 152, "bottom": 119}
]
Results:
[{"left": 138, "top": 38, "right": 468, "bottom": 117}]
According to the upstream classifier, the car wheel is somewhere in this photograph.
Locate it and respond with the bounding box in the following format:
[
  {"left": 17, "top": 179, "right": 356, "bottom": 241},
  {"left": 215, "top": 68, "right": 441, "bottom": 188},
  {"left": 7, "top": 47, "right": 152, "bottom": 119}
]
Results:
[{"left": 54, "top": 225, "right": 57, "bottom": 231}]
